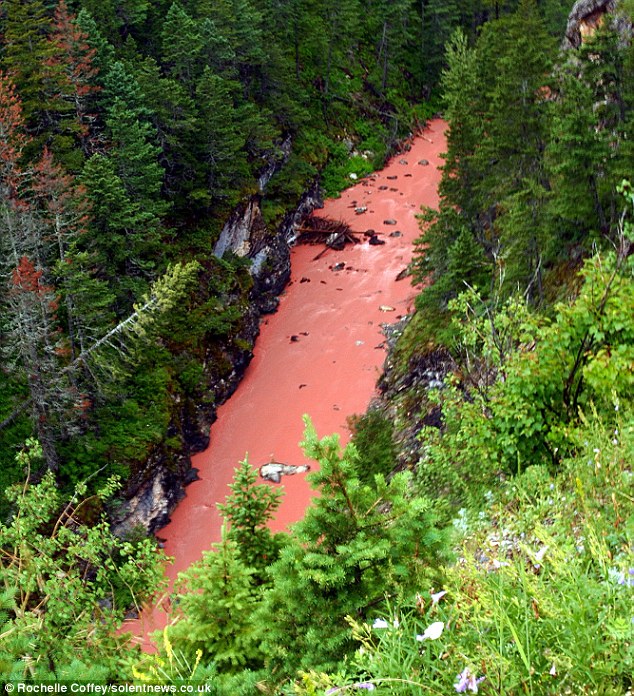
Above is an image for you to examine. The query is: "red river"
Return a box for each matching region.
[128,119,446,645]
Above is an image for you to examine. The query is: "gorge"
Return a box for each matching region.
[130,118,447,642]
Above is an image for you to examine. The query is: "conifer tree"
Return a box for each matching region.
[168,533,264,672]
[1,0,60,129]
[217,458,283,580]
[46,0,102,163]
[161,2,205,85]
[259,418,447,675]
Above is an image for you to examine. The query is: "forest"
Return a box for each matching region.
[1,0,633,693]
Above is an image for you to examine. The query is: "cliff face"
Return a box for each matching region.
[563,0,631,48]
[111,179,322,536]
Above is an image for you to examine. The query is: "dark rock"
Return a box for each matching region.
[364,229,376,237]
[398,159,408,165]
[418,159,429,166]
[183,467,200,486]
[112,174,325,536]
[383,219,397,225]
[378,185,389,190]
[290,335,300,342]
[389,231,402,237]
[332,262,345,271]
[387,175,398,180]
[300,276,311,283]
[369,235,386,245]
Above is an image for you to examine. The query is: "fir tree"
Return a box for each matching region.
[259,418,448,675]
[168,533,264,672]
[217,458,283,580]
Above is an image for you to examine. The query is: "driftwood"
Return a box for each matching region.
[296,217,360,259]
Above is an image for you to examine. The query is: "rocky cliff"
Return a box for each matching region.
[111,177,322,536]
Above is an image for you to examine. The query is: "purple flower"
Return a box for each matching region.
[455,668,485,693]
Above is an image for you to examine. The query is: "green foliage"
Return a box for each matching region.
[0,444,164,679]
[164,533,265,672]
[299,402,634,695]
[348,410,397,484]
[217,458,283,580]
[259,417,449,676]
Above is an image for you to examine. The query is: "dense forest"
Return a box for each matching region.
[1,0,633,692]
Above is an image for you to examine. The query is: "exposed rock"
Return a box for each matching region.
[383,219,397,225]
[563,0,631,49]
[418,159,429,166]
[369,235,385,245]
[112,173,323,536]
[260,462,311,483]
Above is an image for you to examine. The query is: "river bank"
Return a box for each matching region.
[128,118,447,645]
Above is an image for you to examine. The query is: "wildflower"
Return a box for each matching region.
[431,590,447,605]
[393,619,400,628]
[372,618,389,629]
[415,621,444,641]
[534,546,548,564]
[617,569,634,587]
[549,663,557,676]
[455,668,485,693]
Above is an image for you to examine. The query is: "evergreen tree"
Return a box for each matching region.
[46,0,102,163]
[217,458,283,580]
[80,153,159,304]
[259,418,447,675]
[193,68,250,205]
[161,2,205,85]
[1,0,60,129]
[168,533,264,672]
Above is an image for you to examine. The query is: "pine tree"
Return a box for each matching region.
[46,0,102,163]
[217,458,283,580]
[193,68,250,205]
[161,2,205,85]
[259,418,447,675]
[168,533,265,672]
[1,0,60,129]
[80,153,160,304]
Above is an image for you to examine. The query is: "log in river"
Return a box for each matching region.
[128,118,446,646]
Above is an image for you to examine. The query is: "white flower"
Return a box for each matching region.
[372,618,389,629]
[549,663,557,676]
[416,621,444,641]
[430,590,447,605]
[534,546,548,563]
[393,619,400,628]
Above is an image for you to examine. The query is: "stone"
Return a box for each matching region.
[418,159,429,166]
[383,219,397,225]
[369,235,385,245]
[260,462,311,483]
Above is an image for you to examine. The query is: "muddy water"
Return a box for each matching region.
[129,119,446,644]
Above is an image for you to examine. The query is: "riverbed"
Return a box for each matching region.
[129,118,446,644]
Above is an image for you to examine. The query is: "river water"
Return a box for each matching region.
[129,118,446,644]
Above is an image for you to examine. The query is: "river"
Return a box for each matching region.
[129,118,446,645]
